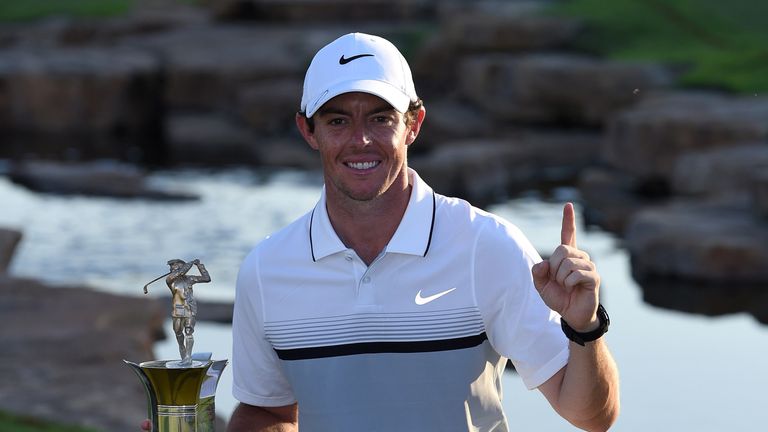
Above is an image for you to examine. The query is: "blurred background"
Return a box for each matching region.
[0,0,767,430]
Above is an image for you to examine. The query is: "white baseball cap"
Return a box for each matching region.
[300,32,418,118]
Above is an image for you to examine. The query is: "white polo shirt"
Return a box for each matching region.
[232,169,568,432]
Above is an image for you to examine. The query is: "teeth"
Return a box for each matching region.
[347,161,379,170]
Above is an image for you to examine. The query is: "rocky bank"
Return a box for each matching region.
[1,0,766,312]
[0,3,767,429]
[0,226,166,431]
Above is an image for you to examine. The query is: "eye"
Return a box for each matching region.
[327,117,346,126]
[372,114,396,125]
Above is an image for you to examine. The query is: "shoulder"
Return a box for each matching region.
[238,210,313,281]
[434,193,538,260]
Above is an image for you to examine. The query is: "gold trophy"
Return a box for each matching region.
[125,259,228,431]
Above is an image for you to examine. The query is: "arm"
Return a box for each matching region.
[227,402,298,432]
[532,203,620,431]
[191,260,211,284]
[538,338,619,431]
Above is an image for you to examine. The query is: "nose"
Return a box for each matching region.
[351,122,372,146]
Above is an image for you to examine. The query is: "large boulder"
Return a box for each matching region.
[625,201,768,323]
[603,91,768,181]
[577,167,664,234]
[754,172,768,220]
[412,130,600,206]
[438,1,582,52]
[0,276,165,432]
[122,25,336,111]
[166,113,257,166]
[0,228,22,274]
[0,47,164,163]
[672,143,768,197]
[626,201,768,282]
[8,160,197,200]
[458,53,673,126]
[205,0,434,21]
[234,78,303,136]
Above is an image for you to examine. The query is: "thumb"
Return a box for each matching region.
[531,261,550,289]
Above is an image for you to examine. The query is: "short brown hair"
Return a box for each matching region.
[300,98,424,133]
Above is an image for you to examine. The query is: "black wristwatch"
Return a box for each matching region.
[561,304,610,346]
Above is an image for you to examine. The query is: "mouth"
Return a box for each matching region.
[345,161,380,170]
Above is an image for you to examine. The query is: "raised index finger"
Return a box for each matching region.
[561,202,577,248]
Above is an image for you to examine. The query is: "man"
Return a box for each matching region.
[230,32,619,431]
[165,258,210,365]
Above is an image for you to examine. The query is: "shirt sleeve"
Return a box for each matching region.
[474,217,569,390]
[231,248,297,407]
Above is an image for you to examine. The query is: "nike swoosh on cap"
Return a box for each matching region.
[415,287,457,305]
[339,53,374,65]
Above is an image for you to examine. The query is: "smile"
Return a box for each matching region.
[346,161,380,170]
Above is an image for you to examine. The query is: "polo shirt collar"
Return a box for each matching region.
[309,168,436,262]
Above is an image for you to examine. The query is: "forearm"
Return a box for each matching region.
[557,339,620,431]
[227,403,298,432]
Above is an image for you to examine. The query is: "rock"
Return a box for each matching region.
[235,78,303,136]
[625,200,768,322]
[253,137,319,170]
[672,143,768,198]
[122,25,338,111]
[8,160,198,200]
[0,47,164,164]
[626,201,768,282]
[577,167,663,234]
[459,53,673,126]
[0,5,208,50]
[438,2,582,52]
[754,172,768,220]
[167,113,258,166]
[0,228,22,274]
[205,0,434,22]
[413,98,497,151]
[639,277,768,325]
[196,300,234,323]
[603,91,768,181]
[412,130,600,206]
[0,276,166,432]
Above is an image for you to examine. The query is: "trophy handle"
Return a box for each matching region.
[193,353,229,432]
[124,360,159,432]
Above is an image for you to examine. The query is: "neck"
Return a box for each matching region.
[325,173,411,265]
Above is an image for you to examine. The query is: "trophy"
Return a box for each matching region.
[125,259,228,431]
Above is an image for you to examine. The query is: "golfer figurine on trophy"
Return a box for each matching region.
[125,258,228,432]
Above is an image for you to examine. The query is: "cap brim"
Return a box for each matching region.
[306,79,412,118]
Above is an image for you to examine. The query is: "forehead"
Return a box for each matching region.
[318,92,396,113]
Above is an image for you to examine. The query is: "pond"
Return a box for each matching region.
[2,168,766,431]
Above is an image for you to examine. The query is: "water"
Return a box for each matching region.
[2,169,767,431]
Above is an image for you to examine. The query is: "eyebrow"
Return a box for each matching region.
[316,103,396,117]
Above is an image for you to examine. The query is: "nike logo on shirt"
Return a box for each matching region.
[339,54,374,64]
[415,287,457,305]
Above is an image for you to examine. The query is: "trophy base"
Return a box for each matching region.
[147,359,209,369]
[125,355,227,432]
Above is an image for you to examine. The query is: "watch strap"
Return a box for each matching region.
[561,304,610,346]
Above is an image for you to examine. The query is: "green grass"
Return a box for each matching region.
[0,411,99,432]
[0,0,202,22]
[548,0,768,93]
[0,0,132,22]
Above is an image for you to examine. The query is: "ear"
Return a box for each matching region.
[295,113,319,150]
[405,106,426,146]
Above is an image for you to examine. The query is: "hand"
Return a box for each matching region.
[531,203,600,332]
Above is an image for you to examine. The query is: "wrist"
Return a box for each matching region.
[561,304,610,346]
[572,319,599,333]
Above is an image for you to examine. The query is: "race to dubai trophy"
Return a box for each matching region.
[124,258,228,432]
